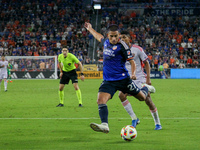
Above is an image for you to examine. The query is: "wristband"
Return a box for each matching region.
[81,73,84,76]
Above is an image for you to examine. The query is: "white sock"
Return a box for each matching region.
[150,108,161,125]
[122,99,137,120]
[4,80,7,90]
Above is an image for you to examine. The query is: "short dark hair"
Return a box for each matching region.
[107,24,119,32]
[1,54,5,57]
[121,30,130,36]
[62,45,68,49]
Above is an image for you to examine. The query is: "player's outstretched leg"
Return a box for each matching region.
[142,83,156,93]
[119,92,140,128]
[150,108,162,130]
[145,94,162,130]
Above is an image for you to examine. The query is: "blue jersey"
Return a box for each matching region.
[101,38,133,81]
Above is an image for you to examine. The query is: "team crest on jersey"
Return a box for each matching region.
[127,51,131,55]
[112,46,117,50]
[68,63,71,66]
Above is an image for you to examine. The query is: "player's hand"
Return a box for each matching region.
[130,74,136,80]
[80,75,85,81]
[84,22,92,31]
[60,72,63,79]
[146,77,151,85]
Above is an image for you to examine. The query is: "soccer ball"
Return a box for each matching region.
[121,125,137,141]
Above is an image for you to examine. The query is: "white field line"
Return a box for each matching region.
[0,117,199,120]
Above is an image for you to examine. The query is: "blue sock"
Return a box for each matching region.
[98,104,108,123]
[141,86,148,97]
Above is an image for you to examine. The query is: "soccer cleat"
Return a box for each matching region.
[142,83,156,93]
[56,103,64,107]
[79,104,83,107]
[132,118,140,128]
[90,122,109,133]
[5,90,7,92]
[10,81,13,83]
[155,124,162,130]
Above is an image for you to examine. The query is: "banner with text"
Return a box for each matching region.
[77,71,103,79]
[83,64,98,71]
[144,8,200,16]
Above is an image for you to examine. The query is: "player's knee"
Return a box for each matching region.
[97,97,108,105]
[74,87,79,90]
[73,83,79,90]
[59,87,64,91]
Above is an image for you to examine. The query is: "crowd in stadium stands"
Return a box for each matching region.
[0,0,200,72]
[99,6,200,70]
[0,0,91,68]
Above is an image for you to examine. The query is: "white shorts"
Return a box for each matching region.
[0,73,7,79]
[133,77,146,89]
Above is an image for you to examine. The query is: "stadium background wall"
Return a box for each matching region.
[10,71,163,79]
[10,71,56,79]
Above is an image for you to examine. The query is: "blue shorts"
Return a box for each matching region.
[99,77,140,98]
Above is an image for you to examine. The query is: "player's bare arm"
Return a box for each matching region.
[84,22,104,42]
[77,61,85,81]
[144,60,151,85]
[129,59,136,80]
[58,62,63,79]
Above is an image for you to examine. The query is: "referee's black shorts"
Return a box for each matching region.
[60,69,78,84]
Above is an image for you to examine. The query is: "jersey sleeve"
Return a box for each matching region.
[71,54,79,63]
[138,47,148,62]
[120,40,134,61]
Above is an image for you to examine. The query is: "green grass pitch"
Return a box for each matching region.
[0,79,200,150]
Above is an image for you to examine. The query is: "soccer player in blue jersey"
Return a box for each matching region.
[84,22,155,133]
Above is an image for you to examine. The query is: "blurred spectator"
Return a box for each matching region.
[39,61,45,71]
[179,61,185,69]
[14,62,18,71]
[187,56,193,67]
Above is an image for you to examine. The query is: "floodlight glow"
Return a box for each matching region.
[94,4,101,9]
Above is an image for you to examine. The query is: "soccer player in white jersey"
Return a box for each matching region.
[119,30,162,130]
[0,54,9,92]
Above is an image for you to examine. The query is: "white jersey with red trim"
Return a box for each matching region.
[0,60,8,74]
[125,44,148,87]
